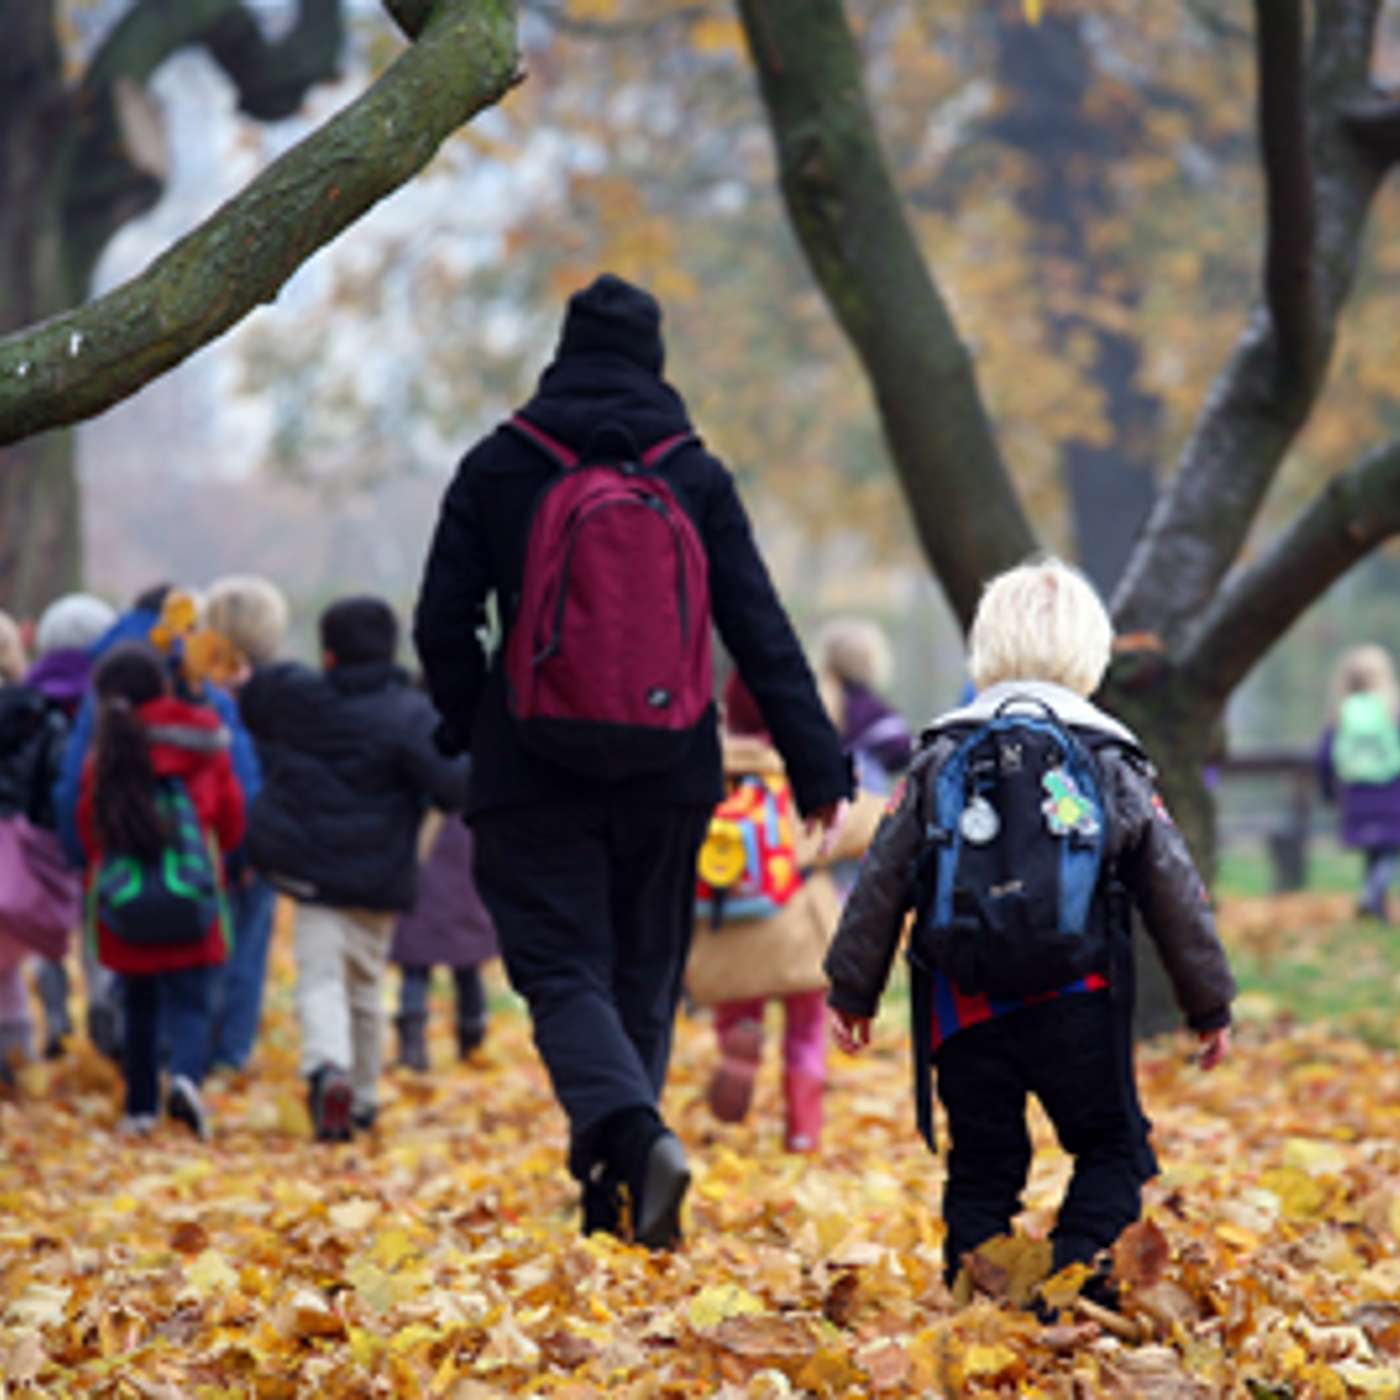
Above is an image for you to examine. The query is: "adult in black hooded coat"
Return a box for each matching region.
[415,273,852,1247]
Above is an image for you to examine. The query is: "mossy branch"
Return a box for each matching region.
[0,0,519,447]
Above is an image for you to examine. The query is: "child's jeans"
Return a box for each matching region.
[0,961,34,1066]
[1363,848,1398,918]
[293,905,394,1118]
[934,991,1154,1285]
[713,989,827,1083]
[122,967,213,1117]
[209,875,278,1071]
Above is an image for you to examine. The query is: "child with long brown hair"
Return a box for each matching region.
[78,643,244,1137]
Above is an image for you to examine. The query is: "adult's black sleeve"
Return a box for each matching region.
[413,462,493,755]
[702,463,852,816]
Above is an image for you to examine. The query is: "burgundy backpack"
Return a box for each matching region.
[503,415,714,780]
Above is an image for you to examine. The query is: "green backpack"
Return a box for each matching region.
[93,778,225,946]
[1332,692,1400,786]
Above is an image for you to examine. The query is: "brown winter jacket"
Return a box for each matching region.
[686,735,884,1006]
[824,681,1236,1032]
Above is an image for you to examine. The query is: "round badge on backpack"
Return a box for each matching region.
[959,795,1000,845]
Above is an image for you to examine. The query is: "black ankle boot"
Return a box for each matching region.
[632,1131,691,1250]
[581,1161,622,1237]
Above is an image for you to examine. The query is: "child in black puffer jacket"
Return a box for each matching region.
[239,596,469,1142]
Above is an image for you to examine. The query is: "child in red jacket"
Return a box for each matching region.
[78,643,245,1139]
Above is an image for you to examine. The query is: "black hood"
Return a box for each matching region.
[519,353,693,455]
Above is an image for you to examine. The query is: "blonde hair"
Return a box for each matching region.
[0,611,28,684]
[968,556,1112,697]
[817,617,894,692]
[1329,644,1399,721]
[203,575,289,666]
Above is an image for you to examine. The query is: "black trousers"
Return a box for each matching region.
[935,992,1156,1283]
[473,800,710,1183]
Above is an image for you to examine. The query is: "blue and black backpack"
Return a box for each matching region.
[909,698,1128,1001]
[906,698,1139,1147]
[93,777,224,947]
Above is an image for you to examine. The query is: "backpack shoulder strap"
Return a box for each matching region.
[640,432,698,470]
[504,415,579,470]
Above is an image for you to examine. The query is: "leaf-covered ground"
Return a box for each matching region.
[5,896,1400,1397]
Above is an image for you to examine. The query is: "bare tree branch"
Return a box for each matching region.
[65,0,347,296]
[202,0,345,121]
[1255,0,1320,388]
[1112,0,1386,645]
[0,0,519,446]
[1343,91,1400,162]
[1181,436,1400,704]
[383,0,435,40]
[736,0,1037,629]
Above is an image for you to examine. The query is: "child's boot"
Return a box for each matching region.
[456,1017,486,1059]
[782,1069,823,1153]
[706,1017,763,1124]
[394,1012,429,1072]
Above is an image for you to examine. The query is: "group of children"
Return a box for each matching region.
[0,583,496,1140]
[39,554,1400,1301]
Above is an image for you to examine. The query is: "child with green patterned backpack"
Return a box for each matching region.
[78,643,245,1139]
[1319,644,1400,922]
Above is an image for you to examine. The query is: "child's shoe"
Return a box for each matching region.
[394,1013,429,1072]
[782,1069,823,1153]
[706,1018,763,1124]
[456,1018,486,1060]
[309,1064,353,1142]
[167,1075,210,1141]
[116,1113,157,1138]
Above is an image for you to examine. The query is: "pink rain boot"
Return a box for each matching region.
[783,1069,824,1153]
[706,1016,764,1124]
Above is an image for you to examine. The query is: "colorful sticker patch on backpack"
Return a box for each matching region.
[1041,767,1100,838]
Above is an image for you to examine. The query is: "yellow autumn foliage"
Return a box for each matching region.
[4,900,1400,1393]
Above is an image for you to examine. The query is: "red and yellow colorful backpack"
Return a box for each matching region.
[695,774,801,928]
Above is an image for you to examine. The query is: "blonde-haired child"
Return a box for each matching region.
[824,555,1234,1308]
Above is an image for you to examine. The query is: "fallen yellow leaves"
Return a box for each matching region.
[8,916,1400,1394]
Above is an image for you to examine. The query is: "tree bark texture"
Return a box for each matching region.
[0,0,519,449]
[735,0,1038,631]
[0,0,87,611]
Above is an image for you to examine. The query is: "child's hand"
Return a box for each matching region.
[1197,1025,1230,1070]
[807,799,849,860]
[830,1008,871,1055]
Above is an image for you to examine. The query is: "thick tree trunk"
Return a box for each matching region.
[0,0,83,612]
[1100,658,1220,1036]
[0,436,81,613]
